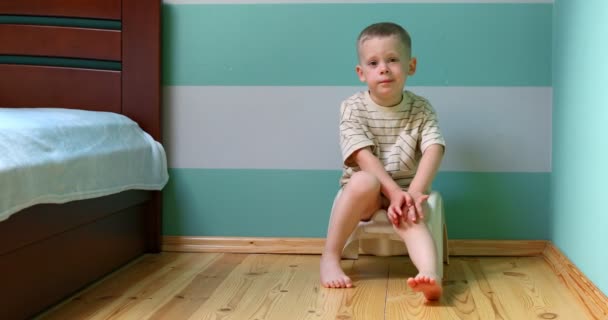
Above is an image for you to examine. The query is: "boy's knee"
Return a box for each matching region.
[347,171,380,196]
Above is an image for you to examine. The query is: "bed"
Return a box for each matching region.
[0,1,163,319]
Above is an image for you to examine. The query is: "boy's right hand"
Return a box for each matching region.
[387,190,414,226]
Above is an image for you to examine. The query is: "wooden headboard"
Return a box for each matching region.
[0,0,161,140]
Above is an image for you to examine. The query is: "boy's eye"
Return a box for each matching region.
[389,58,399,63]
[368,61,378,67]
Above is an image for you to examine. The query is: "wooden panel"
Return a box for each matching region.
[162,236,549,256]
[162,236,327,254]
[448,239,548,256]
[0,0,120,20]
[0,24,120,61]
[0,64,120,112]
[0,205,146,320]
[0,191,149,256]
[122,0,161,140]
[122,0,162,253]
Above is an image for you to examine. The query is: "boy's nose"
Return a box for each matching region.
[379,63,389,74]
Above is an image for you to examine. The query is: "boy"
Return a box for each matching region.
[320,22,445,301]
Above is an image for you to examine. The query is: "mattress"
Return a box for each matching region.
[0,108,169,222]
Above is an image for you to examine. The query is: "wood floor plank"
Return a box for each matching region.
[147,253,247,319]
[254,255,321,320]
[341,256,389,319]
[387,257,478,320]
[479,257,593,320]
[544,243,608,319]
[97,254,221,320]
[386,256,428,320]
[461,258,510,320]
[40,253,194,320]
[299,256,388,320]
[39,254,602,320]
[300,258,356,320]
[240,255,317,320]
[74,252,220,320]
[186,254,297,320]
[441,259,480,320]
[479,257,552,319]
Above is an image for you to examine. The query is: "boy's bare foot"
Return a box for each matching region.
[407,274,442,300]
[320,255,353,288]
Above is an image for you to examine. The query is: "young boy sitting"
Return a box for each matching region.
[320,22,446,301]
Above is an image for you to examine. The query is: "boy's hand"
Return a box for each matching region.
[408,190,430,222]
[387,190,413,226]
[387,190,429,225]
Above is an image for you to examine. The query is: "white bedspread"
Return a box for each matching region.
[0,108,169,222]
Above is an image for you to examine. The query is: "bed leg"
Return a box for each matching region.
[146,191,162,253]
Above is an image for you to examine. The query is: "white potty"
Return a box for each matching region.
[341,191,449,279]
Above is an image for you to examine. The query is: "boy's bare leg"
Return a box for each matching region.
[320,172,381,288]
[394,221,442,300]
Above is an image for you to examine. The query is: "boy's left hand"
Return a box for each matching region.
[404,191,429,223]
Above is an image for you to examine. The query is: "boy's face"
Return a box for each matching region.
[356,35,417,107]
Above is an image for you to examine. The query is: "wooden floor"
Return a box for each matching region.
[38,253,595,320]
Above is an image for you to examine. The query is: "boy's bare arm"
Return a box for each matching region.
[406,144,444,220]
[351,147,414,224]
[408,144,445,195]
[351,147,402,198]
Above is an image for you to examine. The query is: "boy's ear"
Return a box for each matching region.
[356,65,366,82]
[408,57,417,75]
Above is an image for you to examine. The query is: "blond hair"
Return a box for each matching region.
[357,22,412,58]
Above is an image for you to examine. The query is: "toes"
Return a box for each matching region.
[415,275,435,284]
[344,278,353,288]
[342,278,353,288]
[327,278,352,288]
[407,277,417,288]
[322,275,353,289]
[336,279,345,288]
[408,274,443,300]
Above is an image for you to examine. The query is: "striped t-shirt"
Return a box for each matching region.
[339,90,446,189]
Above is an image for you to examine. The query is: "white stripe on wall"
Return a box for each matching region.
[164,86,551,172]
[164,0,552,4]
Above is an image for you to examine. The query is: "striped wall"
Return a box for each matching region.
[161,1,553,239]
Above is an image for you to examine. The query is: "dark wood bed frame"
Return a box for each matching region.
[0,1,161,319]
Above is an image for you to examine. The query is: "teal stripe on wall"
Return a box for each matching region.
[162,3,552,86]
[163,169,550,239]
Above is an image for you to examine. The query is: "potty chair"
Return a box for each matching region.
[341,191,449,279]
